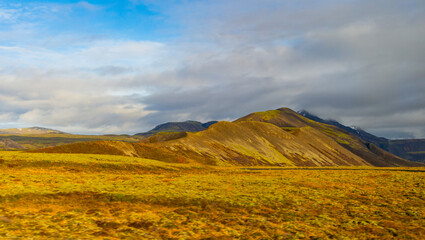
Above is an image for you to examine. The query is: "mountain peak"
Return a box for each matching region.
[235,107,311,128]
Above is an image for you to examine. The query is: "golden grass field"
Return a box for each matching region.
[1,151,425,239]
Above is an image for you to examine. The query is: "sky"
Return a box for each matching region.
[0,0,424,138]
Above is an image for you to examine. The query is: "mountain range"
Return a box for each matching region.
[132,109,425,164]
[2,107,424,166]
[32,107,423,167]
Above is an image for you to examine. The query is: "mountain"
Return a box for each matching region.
[299,110,425,163]
[234,108,418,166]
[135,120,218,137]
[34,107,422,167]
[388,139,425,163]
[202,121,219,128]
[0,132,140,151]
[0,127,64,135]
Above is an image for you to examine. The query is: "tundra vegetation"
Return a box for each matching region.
[0,151,424,239]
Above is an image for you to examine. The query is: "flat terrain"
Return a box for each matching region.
[0,151,424,239]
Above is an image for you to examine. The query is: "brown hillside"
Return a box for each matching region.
[33,107,423,167]
[236,108,421,167]
[154,121,370,166]
[32,141,191,163]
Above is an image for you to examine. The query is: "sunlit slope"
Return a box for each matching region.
[236,108,420,167]
[32,141,191,163]
[34,121,409,167]
[156,121,369,166]
[33,107,423,167]
[35,121,370,166]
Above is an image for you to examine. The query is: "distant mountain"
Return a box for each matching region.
[202,121,219,128]
[388,139,425,163]
[0,131,140,151]
[35,107,422,167]
[135,120,218,137]
[299,110,425,163]
[0,127,64,135]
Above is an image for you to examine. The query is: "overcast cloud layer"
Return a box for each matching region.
[0,0,424,138]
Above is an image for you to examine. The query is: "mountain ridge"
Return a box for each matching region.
[33,107,423,167]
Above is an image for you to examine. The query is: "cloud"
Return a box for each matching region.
[0,39,164,133]
[129,0,425,138]
[0,0,424,138]
[0,71,155,134]
[75,1,103,11]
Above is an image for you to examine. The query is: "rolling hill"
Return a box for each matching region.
[33,107,422,167]
[0,132,141,150]
[0,127,64,135]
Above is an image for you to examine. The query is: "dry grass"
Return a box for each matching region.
[0,151,424,239]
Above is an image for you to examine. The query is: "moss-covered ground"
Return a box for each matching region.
[0,151,424,239]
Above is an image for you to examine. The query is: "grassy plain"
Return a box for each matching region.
[0,151,424,239]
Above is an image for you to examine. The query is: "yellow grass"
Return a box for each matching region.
[0,151,424,239]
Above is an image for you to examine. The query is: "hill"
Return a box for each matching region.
[234,108,419,166]
[32,140,189,163]
[0,127,64,135]
[135,121,218,137]
[34,107,422,167]
[299,110,425,163]
[0,133,141,151]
